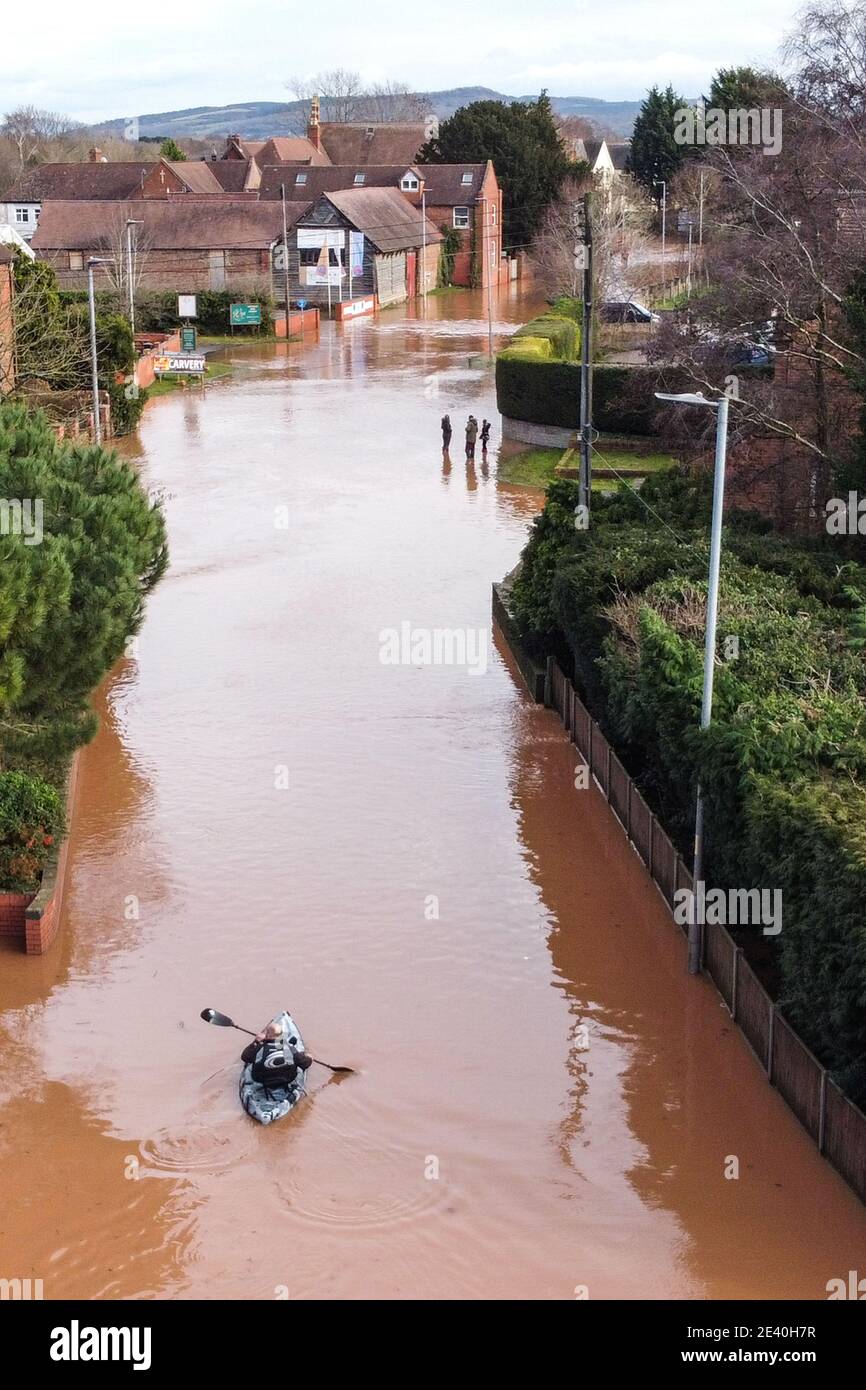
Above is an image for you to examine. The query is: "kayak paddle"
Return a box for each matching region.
[200,1008,355,1073]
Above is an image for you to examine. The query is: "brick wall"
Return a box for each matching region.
[48,249,274,294]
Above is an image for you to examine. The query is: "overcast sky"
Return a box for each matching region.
[5,0,804,122]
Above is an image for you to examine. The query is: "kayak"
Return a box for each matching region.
[238,1010,308,1125]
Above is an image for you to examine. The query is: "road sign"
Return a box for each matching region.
[154,354,206,375]
[230,302,262,326]
[178,294,197,318]
[181,326,197,351]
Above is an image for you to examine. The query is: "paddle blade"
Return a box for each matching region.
[201,1008,235,1027]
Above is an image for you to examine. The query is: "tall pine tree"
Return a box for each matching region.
[627,85,688,201]
[419,93,579,250]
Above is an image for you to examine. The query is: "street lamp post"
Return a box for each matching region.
[655,390,730,974]
[87,257,112,445]
[125,218,143,334]
[654,178,667,292]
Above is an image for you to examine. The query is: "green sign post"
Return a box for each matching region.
[181,326,197,351]
[230,303,262,328]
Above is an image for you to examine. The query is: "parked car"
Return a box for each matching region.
[600,300,660,325]
[730,340,775,368]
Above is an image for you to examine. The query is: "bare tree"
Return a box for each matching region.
[529,176,651,301]
[1,105,80,172]
[289,69,365,125]
[96,205,154,298]
[357,83,430,123]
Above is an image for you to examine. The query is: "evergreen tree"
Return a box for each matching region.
[0,402,167,772]
[627,85,688,201]
[419,93,578,249]
[159,137,186,162]
[707,65,789,112]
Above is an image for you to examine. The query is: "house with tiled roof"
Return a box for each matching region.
[280,188,441,307]
[31,197,310,292]
[261,159,503,289]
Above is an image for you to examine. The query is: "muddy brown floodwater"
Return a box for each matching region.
[2,286,866,1301]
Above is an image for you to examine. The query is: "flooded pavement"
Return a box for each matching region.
[2,284,866,1301]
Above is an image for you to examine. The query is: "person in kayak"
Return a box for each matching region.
[241,1020,313,1090]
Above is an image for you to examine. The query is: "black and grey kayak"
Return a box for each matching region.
[239,1010,308,1126]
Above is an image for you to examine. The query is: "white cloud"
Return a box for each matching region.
[3,0,803,121]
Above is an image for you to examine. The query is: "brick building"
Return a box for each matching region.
[31,198,309,293]
[280,188,441,308]
[259,159,503,289]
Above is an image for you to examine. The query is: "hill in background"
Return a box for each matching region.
[93,88,642,142]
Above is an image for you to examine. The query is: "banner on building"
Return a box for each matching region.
[350,231,365,278]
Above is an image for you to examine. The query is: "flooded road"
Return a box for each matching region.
[2,285,866,1301]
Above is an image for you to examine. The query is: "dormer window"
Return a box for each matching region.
[461,172,473,184]
[353,172,365,185]
[400,174,420,191]
[295,172,308,185]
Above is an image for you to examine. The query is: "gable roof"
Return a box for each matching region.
[31,198,310,252]
[4,162,157,202]
[258,163,411,201]
[318,122,427,167]
[419,163,489,205]
[207,158,259,192]
[312,187,442,253]
[163,161,225,194]
[257,136,331,166]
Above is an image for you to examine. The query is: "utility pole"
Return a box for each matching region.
[687,220,693,299]
[578,191,594,513]
[698,169,704,247]
[654,178,667,293]
[87,257,111,445]
[279,183,292,339]
[125,218,143,335]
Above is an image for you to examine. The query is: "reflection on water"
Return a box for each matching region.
[1,284,865,1300]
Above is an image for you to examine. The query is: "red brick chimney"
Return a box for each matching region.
[307,95,321,151]
[88,147,107,162]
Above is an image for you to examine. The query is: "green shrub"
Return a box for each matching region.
[514,313,579,360]
[495,358,688,433]
[0,771,64,891]
[510,466,866,1104]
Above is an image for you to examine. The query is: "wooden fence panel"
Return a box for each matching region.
[608,751,630,832]
[735,957,772,1071]
[630,787,652,865]
[704,921,736,1009]
[571,697,591,761]
[651,823,677,909]
[824,1080,866,1205]
[590,726,610,795]
[772,1012,824,1142]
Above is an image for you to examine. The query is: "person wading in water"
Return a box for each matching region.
[465,415,478,460]
[441,414,452,451]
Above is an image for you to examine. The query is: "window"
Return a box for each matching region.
[299,247,319,267]
[490,204,497,224]
[453,206,470,229]
[353,172,365,185]
[69,251,84,270]
[401,175,419,191]
[461,172,473,184]
[15,207,29,223]
[295,172,308,185]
